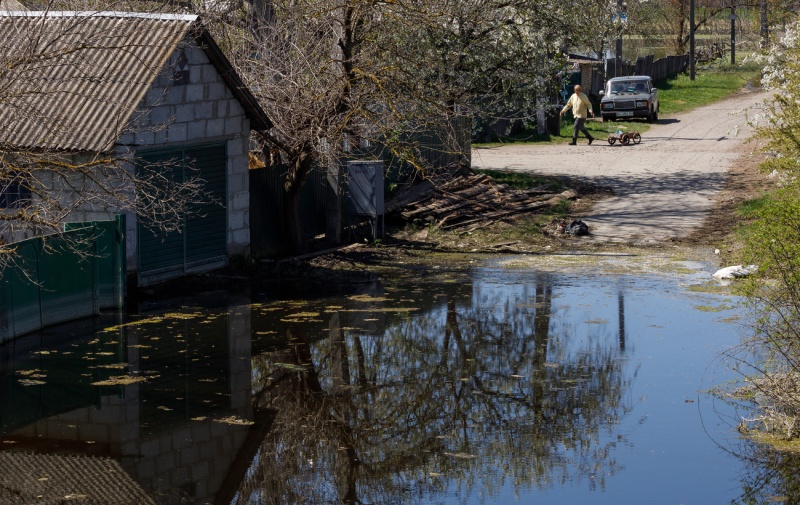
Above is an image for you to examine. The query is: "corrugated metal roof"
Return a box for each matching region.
[0,451,157,504]
[0,11,270,153]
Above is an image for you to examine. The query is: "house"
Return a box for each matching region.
[0,11,270,285]
[566,53,604,98]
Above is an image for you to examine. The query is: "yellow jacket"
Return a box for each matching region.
[561,92,593,118]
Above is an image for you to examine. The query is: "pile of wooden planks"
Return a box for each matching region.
[385,172,577,233]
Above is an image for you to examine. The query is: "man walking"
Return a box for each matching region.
[560,85,595,145]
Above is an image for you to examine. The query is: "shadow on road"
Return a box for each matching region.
[589,169,725,197]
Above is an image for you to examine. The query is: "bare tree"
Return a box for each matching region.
[205,0,571,253]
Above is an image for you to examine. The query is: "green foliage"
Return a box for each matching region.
[729,21,800,442]
[740,187,800,285]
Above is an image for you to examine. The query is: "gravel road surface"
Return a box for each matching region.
[471,87,770,244]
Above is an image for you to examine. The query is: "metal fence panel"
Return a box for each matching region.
[1,217,125,342]
[1,241,43,338]
[249,118,471,256]
[37,228,96,329]
[249,164,328,255]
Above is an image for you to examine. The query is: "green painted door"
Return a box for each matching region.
[137,143,227,285]
[185,145,227,268]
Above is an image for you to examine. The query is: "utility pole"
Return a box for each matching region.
[616,0,624,77]
[690,0,696,80]
[730,6,736,65]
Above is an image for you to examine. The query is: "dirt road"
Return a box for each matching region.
[471,87,770,244]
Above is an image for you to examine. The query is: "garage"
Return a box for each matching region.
[137,143,228,285]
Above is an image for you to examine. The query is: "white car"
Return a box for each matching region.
[599,76,659,123]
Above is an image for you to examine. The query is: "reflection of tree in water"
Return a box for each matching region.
[238,274,632,504]
[730,439,800,505]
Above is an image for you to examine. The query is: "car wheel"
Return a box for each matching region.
[603,116,609,123]
[633,133,641,144]
[654,108,659,121]
[608,137,616,145]
[648,109,655,123]
[621,136,630,145]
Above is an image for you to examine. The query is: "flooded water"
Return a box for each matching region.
[0,254,797,504]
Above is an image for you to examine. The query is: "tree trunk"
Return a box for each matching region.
[282,150,315,254]
[282,183,305,254]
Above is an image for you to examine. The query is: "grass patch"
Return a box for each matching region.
[748,431,800,453]
[738,194,772,219]
[693,303,734,312]
[656,62,761,116]
[725,194,773,256]
[474,168,569,191]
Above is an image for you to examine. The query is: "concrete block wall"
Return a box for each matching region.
[117,39,253,265]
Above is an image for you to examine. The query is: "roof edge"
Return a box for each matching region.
[0,11,198,21]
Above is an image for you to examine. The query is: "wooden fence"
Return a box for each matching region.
[249,117,472,256]
[589,53,690,95]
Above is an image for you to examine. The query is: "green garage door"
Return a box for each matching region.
[137,143,227,285]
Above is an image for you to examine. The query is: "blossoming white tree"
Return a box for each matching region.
[730,20,800,441]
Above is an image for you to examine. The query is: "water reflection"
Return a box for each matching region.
[734,442,800,504]
[0,263,789,504]
[0,292,256,504]
[243,272,631,504]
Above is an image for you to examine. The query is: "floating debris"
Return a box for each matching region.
[274,363,308,372]
[443,452,477,460]
[215,416,255,426]
[18,379,46,386]
[97,363,129,370]
[284,311,321,318]
[91,375,148,386]
[712,264,758,279]
[16,369,44,377]
[347,295,390,303]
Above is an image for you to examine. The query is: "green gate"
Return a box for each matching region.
[137,143,227,285]
[0,216,126,342]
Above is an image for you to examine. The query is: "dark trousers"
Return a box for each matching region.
[573,117,591,138]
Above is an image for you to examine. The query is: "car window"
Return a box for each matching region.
[608,80,651,94]
[610,81,631,93]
